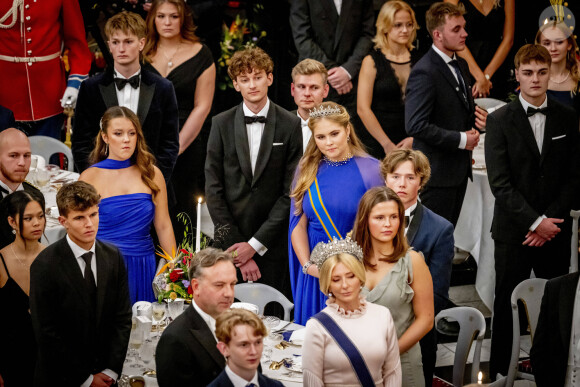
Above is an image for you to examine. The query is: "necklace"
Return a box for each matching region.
[323,152,353,166]
[160,41,182,68]
[550,71,571,84]
[10,244,29,268]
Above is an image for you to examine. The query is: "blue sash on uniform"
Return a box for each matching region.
[307,178,342,241]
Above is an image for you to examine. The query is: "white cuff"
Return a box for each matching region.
[81,375,93,387]
[458,132,467,149]
[102,369,118,382]
[248,238,268,256]
[339,66,352,80]
[529,215,547,231]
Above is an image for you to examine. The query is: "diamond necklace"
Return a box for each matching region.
[10,243,29,268]
[323,152,353,166]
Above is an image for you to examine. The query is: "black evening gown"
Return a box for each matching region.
[144,44,214,228]
[0,253,35,387]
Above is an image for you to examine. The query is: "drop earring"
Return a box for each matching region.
[105,143,109,155]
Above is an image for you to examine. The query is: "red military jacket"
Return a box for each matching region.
[0,0,91,121]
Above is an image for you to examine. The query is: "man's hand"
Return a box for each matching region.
[328,67,351,90]
[335,80,353,95]
[91,373,114,387]
[465,129,480,150]
[226,242,256,267]
[396,137,413,149]
[238,259,262,282]
[534,218,563,240]
[474,106,488,130]
[523,231,547,247]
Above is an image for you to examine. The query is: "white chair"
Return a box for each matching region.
[29,135,74,171]
[234,283,294,321]
[435,306,486,387]
[570,209,580,273]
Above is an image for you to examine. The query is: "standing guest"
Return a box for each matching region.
[156,248,237,386]
[357,0,417,159]
[302,237,402,386]
[405,2,487,227]
[72,11,179,185]
[536,21,580,114]
[205,47,302,298]
[353,186,434,387]
[289,0,375,116]
[30,181,132,387]
[444,0,515,99]
[0,191,45,387]
[208,308,284,387]
[0,105,15,132]
[80,106,175,303]
[289,102,383,325]
[290,59,330,152]
[382,149,455,386]
[0,129,42,249]
[486,44,580,379]
[0,0,91,138]
[531,272,580,387]
[144,0,216,222]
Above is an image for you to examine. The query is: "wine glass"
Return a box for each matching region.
[36,169,50,192]
[167,299,184,322]
[128,328,144,370]
[152,303,166,335]
[140,339,156,374]
[261,316,282,343]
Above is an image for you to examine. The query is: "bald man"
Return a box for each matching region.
[0,128,42,248]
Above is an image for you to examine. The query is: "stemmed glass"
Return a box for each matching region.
[167,299,184,323]
[128,328,144,370]
[261,316,282,345]
[35,169,50,192]
[152,303,166,335]
[140,340,156,375]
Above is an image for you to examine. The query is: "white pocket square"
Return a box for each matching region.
[552,135,566,140]
[273,143,284,146]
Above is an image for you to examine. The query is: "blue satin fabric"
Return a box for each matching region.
[91,158,132,169]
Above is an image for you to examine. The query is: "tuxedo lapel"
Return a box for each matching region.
[539,100,557,165]
[252,104,276,186]
[137,74,155,125]
[98,73,119,109]
[321,0,339,26]
[430,50,469,110]
[58,239,91,308]
[234,105,253,184]
[406,202,424,244]
[511,101,541,160]
[189,311,224,367]
[95,241,109,324]
[333,0,351,50]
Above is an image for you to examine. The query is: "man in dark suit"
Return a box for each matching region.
[289,0,374,115]
[531,272,580,387]
[406,2,486,227]
[0,128,42,248]
[205,47,302,298]
[209,308,283,387]
[486,44,580,379]
[72,11,179,182]
[382,149,454,386]
[30,181,132,387]
[156,248,238,386]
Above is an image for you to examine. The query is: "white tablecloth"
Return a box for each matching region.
[39,170,79,245]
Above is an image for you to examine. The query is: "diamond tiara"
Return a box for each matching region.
[309,105,342,119]
[310,236,364,269]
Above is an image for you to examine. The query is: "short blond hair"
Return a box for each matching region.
[105,11,147,40]
[215,308,267,345]
[425,2,465,36]
[319,254,366,295]
[291,59,328,84]
[381,149,431,190]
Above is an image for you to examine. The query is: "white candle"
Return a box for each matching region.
[477,371,483,384]
[196,197,202,252]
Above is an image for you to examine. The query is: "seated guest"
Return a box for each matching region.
[302,237,402,386]
[30,181,132,387]
[156,247,237,386]
[208,308,284,387]
[382,149,455,385]
[290,59,329,152]
[0,128,41,249]
[0,191,46,386]
[353,186,434,387]
[0,104,15,132]
[80,106,175,303]
[531,272,580,387]
[72,11,179,184]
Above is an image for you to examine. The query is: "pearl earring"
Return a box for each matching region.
[12,229,16,235]
[328,292,333,297]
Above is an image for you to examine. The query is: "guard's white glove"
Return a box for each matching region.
[61,86,79,108]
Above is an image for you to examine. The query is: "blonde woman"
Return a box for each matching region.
[289,102,383,325]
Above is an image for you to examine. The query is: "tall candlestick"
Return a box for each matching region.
[196,197,202,252]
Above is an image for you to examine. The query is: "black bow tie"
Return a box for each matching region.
[244,115,267,124]
[404,207,417,228]
[114,74,140,90]
[526,106,549,117]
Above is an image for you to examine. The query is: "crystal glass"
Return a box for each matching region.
[152,303,167,334]
[128,328,144,370]
[167,299,184,322]
[36,169,50,191]
[140,339,156,373]
[261,316,281,343]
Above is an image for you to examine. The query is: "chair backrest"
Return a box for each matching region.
[435,306,486,387]
[29,135,74,171]
[571,209,579,273]
[234,283,294,321]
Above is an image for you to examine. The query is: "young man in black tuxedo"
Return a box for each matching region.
[72,11,179,183]
[205,47,302,298]
[486,44,580,379]
[30,181,132,387]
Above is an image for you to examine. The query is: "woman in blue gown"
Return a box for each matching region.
[80,106,176,303]
[289,102,383,325]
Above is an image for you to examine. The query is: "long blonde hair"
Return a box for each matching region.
[290,102,368,214]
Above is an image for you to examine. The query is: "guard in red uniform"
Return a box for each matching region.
[0,0,92,138]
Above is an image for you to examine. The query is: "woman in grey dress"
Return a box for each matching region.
[353,186,434,387]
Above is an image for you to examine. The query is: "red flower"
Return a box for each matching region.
[187,285,193,295]
[169,270,182,282]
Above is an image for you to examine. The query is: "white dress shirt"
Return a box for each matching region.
[114,68,141,114]
[333,0,342,14]
[404,202,418,236]
[192,298,218,342]
[297,111,311,152]
[432,44,468,150]
[225,365,260,387]
[0,179,24,198]
[565,278,580,387]
[67,236,118,386]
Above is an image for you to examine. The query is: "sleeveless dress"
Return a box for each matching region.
[362,251,425,387]
[91,159,156,303]
[288,156,383,325]
[547,89,580,118]
[0,253,35,386]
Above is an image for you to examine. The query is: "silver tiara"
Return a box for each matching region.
[309,105,341,119]
[310,236,364,269]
